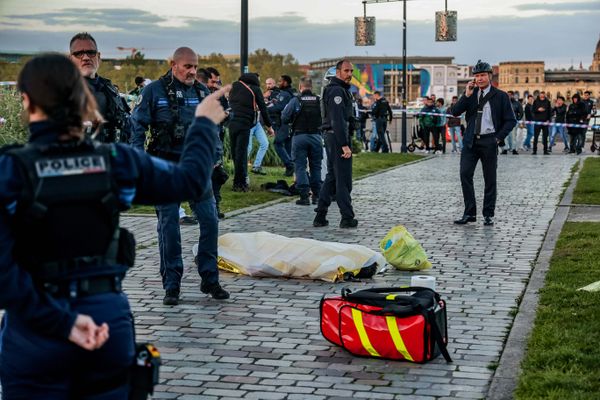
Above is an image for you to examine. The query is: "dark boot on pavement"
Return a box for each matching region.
[201,282,230,300]
[339,218,358,228]
[296,197,310,206]
[313,212,329,227]
[163,289,180,305]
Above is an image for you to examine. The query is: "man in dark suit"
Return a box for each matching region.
[451,60,517,226]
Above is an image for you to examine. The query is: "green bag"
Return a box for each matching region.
[379,225,432,271]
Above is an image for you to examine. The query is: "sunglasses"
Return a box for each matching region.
[71,49,98,59]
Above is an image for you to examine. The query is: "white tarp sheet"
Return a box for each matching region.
[216,231,386,282]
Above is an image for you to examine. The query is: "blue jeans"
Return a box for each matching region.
[523,124,534,148]
[550,124,568,149]
[505,126,518,150]
[274,124,293,168]
[291,133,323,198]
[0,292,134,399]
[155,197,219,291]
[247,122,269,169]
[448,126,463,151]
[370,121,378,151]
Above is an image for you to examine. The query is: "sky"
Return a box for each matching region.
[0,0,599,68]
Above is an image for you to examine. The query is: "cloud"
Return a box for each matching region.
[515,1,600,12]
[0,7,598,69]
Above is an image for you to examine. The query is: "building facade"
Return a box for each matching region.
[498,38,600,99]
[308,56,458,104]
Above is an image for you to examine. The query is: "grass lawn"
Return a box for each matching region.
[128,152,422,215]
[515,222,600,399]
[572,157,600,204]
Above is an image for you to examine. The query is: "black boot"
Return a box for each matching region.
[201,282,230,300]
[313,212,329,227]
[163,289,180,305]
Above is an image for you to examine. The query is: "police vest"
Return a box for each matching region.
[147,74,206,158]
[92,77,130,143]
[6,140,126,282]
[292,93,322,133]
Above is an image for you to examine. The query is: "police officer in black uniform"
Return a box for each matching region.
[371,91,393,153]
[130,47,229,305]
[69,32,130,143]
[451,60,517,226]
[267,75,296,176]
[313,60,358,229]
[282,76,323,206]
[0,53,228,399]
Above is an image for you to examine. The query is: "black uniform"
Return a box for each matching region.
[315,76,355,222]
[371,97,393,153]
[531,97,552,154]
[228,73,272,190]
[85,76,130,143]
[282,90,324,202]
[451,86,516,223]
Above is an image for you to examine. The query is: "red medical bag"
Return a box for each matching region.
[320,287,451,363]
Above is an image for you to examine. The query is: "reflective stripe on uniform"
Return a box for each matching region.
[351,308,380,357]
[385,316,414,361]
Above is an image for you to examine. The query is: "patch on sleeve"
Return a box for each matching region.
[135,94,143,106]
[334,96,342,105]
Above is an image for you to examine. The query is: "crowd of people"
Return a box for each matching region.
[411,89,596,156]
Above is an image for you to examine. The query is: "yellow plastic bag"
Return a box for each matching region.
[379,225,432,270]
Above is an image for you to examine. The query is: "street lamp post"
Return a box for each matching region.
[241,0,248,75]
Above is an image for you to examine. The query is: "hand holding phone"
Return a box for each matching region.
[465,79,476,97]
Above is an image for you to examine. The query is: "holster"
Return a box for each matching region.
[129,343,161,400]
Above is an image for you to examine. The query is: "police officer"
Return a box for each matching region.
[313,60,358,229]
[130,47,229,305]
[282,77,323,206]
[371,91,393,153]
[69,32,130,143]
[267,75,295,176]
[0,53,228,398]
[451,60,517,226]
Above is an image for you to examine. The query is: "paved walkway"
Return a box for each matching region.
[121,152,580,400]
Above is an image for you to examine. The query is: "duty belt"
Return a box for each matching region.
[42,275,122,298]
[474,133,494,140]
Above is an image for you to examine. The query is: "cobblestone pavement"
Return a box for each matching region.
[121,153,579,400]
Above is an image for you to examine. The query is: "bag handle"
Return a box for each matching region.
[428,309,453,363]
[342,286,438,299]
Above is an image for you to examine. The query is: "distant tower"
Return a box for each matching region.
[592,35,600,72]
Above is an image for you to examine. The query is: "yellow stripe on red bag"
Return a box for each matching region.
[351,308,381,357]
[385,316,414,361]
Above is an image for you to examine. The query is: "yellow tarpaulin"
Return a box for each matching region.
[217,231,386,282]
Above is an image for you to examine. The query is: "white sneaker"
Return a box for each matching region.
[435,150,442,155]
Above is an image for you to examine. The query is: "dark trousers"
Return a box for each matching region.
[433,126,446,152]
[421,126,435,150]
[291,133,323,198]
[155,197,219,291]
[532,124,549,153]
[274,124,293,168]
[568,128,586,153]
[228,120,252,188]
[0,292,134,399]
[460,135,498,218]
[316,132,354,220]
[374,118,390,153]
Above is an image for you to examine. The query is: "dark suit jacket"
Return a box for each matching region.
[451,86,517,148]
